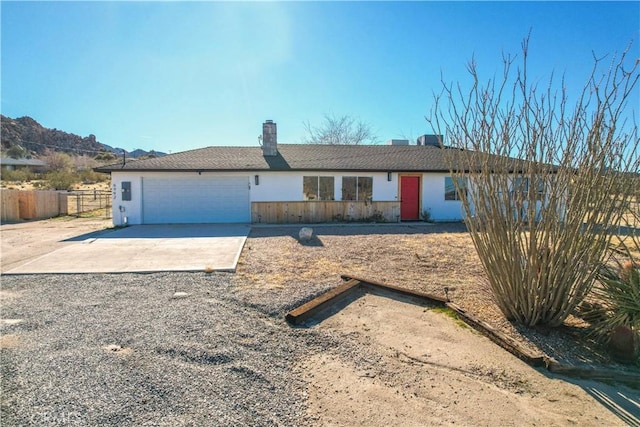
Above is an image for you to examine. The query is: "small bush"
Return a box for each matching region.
[593,259,640,335]
[79,169,109,184]
[589,234,640,364]
[1,168,36,182]
[366,210,387,223]
[43,170,77,190]
[94,151,117,162]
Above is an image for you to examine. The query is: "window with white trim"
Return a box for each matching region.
[444,176,467,201]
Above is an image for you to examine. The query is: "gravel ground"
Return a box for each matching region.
[2,221,638,425]
[0,272,350,426]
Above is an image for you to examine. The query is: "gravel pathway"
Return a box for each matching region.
[0,272,351,426]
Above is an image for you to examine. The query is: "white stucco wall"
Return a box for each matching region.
[252,171,398,202]
[421,173,464,221]
[250,172,300,201]
[373,173,398,201]
[111,172,143,225]
[110,170,464,225]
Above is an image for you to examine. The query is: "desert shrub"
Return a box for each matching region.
[78,169,109,184]
[592,256,640,340]
[4,145,28,159]
[1,168,36,182]
[43,170,77,190]
[421,209,433,223]
[365,210,387,223]
[41,150,74,172]
[428,37,639,327]
[94,151,117,162]
[589,186,640,345]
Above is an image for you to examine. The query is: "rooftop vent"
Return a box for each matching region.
[417,134,443,147]
[386,139,409,146]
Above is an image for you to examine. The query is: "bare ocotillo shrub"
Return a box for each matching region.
[428,38,639,327]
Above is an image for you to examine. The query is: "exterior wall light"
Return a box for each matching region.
[387,172,392,181]
[255,175,259,185]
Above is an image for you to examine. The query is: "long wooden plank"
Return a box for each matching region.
[445,302,546,366]
[285,279,362,325]
[287,274,639,387]
[340,274,449,304]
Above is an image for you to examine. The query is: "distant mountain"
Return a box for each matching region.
[0,115,165,158]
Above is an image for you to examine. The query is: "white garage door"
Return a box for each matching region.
[142,176,250,224]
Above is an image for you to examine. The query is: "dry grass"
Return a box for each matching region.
[235,223,639,367]
[1,180,110,191]
[236,224,507,335]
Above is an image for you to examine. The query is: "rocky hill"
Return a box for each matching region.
[1,115,164,158]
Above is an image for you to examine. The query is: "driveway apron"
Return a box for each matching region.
[4,224,250,274]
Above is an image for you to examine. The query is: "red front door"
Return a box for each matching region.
[400,176,420,220]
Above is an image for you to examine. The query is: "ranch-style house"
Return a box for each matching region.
[96,120,481,226]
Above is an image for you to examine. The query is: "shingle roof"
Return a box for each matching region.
[95,144,459,173]
[0,158,47,167]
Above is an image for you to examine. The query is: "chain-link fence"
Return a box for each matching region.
[63,190,112,218]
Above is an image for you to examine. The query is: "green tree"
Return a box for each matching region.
[5,145,27,159]
[94,151,117,162]
[44,170,76,190]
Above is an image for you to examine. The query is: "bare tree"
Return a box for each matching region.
[428,38,639,327]
[41,149,74,172]
[302,113,378,145]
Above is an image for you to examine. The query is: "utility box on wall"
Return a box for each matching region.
[121,181,132,201]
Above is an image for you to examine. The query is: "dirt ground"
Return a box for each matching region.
[1,218,638,425]
[301,289,629,426]
[0,216,112,272]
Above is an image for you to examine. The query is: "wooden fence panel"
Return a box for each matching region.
[17,191,36,220]
[59,193,69,215]
[251,201,400,224]
[34,191,63,219]
[1,190,20,222]
[1,189,62,222]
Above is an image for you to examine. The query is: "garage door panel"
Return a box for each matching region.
[142,177,249,224]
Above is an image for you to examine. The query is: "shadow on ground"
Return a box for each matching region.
[514,323,640,425]
[250,222,467,239]
[560,375,640,425]
[64,224,251,242]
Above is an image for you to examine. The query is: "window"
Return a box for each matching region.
[341,176,373,201]
[512,177,546,201]
[303,176,334,200]
[444,177,467,201]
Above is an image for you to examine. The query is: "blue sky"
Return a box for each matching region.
[2,1,639,154]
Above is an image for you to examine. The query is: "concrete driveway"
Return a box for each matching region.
[4,224,250,274]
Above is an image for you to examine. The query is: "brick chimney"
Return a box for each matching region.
[262,120,277,156]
